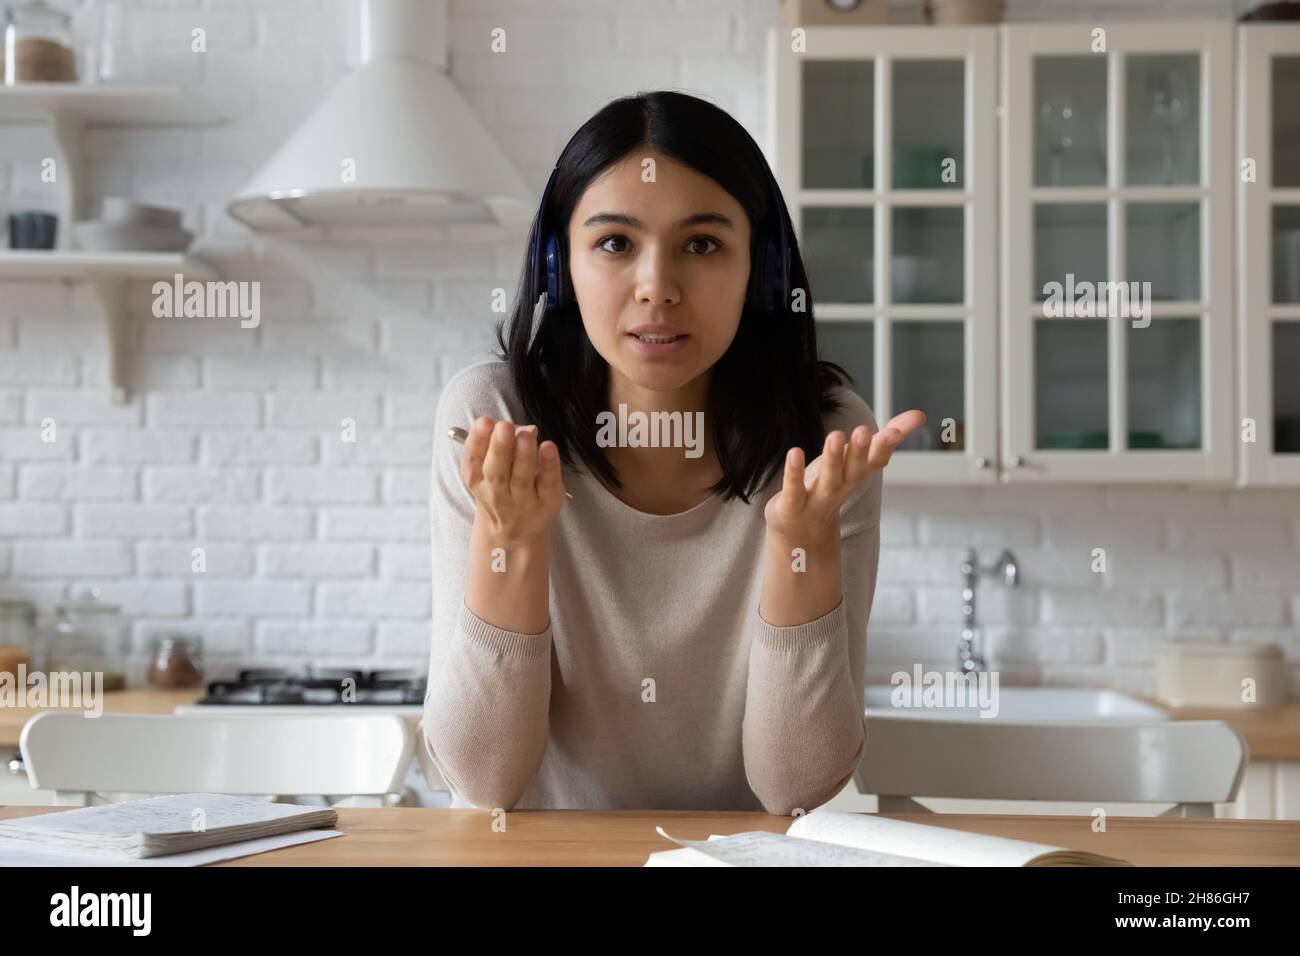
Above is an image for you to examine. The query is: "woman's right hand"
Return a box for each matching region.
[460,416,567,547]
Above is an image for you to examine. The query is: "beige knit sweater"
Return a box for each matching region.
[421,360,882,813]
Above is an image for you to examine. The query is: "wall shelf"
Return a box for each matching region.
[0,84,224,404]
[0,251,217,405]
[0,83,222,124]
[0,250,212,279]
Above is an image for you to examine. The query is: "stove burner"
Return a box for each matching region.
[198,668,426,706]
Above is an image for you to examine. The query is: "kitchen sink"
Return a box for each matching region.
[864,685,1170,722]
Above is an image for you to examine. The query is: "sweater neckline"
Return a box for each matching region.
[572,467,728,524]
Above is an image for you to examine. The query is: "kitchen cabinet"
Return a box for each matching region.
[769,26,1000,483]
[1239,25,1300,486]
[1002,22,1234,483]
[770,22,1244,484]
[1226,760,1300,820]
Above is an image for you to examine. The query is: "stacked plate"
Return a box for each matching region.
[72,198,193,253]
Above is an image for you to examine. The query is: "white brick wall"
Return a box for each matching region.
[1,0,1295,694]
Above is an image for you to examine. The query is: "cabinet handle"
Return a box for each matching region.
[1009,455,1024,467]
[974,456,989,469]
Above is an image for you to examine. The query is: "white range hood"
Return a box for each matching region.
[227,0,533,231]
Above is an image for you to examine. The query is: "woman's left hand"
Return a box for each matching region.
[764,410,927,544]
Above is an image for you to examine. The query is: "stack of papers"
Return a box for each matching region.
[0,793,343,866]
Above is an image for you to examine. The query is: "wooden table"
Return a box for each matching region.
[2,806,1298,865]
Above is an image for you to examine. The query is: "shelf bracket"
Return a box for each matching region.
[87,274,131,404]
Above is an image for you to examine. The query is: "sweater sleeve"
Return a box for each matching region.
[420,364,553,811]
[741,391,882,815]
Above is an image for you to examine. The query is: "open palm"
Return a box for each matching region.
[764,410,927,540]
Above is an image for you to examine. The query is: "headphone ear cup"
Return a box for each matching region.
[546,231,572,310]
[544,232,563,310]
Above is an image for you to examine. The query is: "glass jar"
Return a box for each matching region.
[147,635,204,689]
[47,587,127,690]
[0,598,36,678]
[92,0,143,85]
[3,0,78,85]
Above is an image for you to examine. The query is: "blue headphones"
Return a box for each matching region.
[527,149,793,317]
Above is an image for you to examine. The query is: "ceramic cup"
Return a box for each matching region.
[6,211,58,250]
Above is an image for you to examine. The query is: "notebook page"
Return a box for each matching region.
[655,828,949,867]
[0,793,330,842]
[788,810,1062,867]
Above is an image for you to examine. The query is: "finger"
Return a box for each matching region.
[510,426,538,501]
[867,426,905,470]
[884,409,927,441]
[844,424,874,484]
[781,446,807,512]
[460,415,496,489]
[813,430,847,502]
[535,440,567,506]
[800,451,822,492]
[481,419,517,493]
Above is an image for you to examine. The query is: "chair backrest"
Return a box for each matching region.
[856,716,1248,816]
[20,712,413,807]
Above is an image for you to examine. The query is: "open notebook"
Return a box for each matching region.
[0,793,338,860]
[646,810,1132,867]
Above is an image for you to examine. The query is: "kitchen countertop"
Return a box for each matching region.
[0,688,203,748]
[0,805,1297,865]
[1138,696,1300,761]
[3,688,1299,758]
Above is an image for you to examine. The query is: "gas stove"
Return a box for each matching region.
[174,667,427,715]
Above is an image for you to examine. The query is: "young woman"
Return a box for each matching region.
[422,91,924,814]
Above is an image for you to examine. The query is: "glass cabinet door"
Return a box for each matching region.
[1239,28,1300,485]
[802,59,874,190]
[893,59,964,190]
[1272,54,1300,188]
[1034,319,1108,449]
[778,26,997,482]
[1034,56,1107,187]
[815,319,874,408]
[1269,66,1300,462]
[1125,54,1200,187]
[803,206,874,304]
[1273,323,1300,456]
[1004,23,1234,483]
[892,321,965,451]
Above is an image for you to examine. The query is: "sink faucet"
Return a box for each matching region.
[959,547,1019,673]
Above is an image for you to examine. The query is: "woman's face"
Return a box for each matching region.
[566,150,752,396]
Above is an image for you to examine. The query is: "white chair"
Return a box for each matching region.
[855,716,1248,818]
[19,712,414,808]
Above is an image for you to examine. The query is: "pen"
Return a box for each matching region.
[448,426,574,499]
